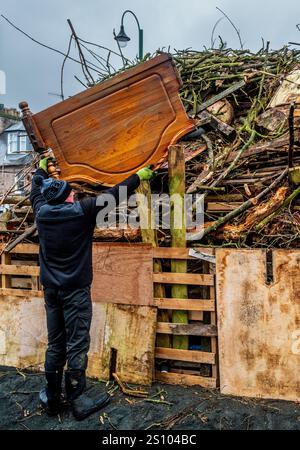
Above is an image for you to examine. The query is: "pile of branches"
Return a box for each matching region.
[2,47,300,250]
[172,47,300,248]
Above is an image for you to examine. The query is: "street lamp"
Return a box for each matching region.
[114,10,144,60]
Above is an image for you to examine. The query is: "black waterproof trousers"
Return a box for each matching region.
[44,286,92,372]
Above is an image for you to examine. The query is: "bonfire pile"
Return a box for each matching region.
[174,47,300,248]
[1,47,300,249]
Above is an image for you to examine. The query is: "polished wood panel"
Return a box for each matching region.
[31,54,194,186]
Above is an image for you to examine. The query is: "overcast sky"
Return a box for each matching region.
[0,0,300,112]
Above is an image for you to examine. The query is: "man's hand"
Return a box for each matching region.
[137,165,157,181]
[39,157,53,173]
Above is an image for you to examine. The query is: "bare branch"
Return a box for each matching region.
[216,7,243,50]
[74,75,88,89]
[60,35,73,100]
[210,17,223,49]
[0,14,103,75]
[78,36,131,64]
[67,19,95,86]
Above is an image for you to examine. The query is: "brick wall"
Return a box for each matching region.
[0,166,31,196]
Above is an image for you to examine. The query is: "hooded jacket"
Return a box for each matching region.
[30,168,140,289]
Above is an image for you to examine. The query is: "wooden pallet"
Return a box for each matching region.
[152,247,218,388]
[0,243,156,384]
[0,243,42,295]
[0,243,219,388]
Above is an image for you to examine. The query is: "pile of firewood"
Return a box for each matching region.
[1,46,300,249]
[175,47,300,248]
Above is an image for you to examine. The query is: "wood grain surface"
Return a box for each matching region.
[32,54,195,186]
[91,242,153,306]
[216,249,300,402]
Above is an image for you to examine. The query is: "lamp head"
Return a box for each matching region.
[114,24,130,48]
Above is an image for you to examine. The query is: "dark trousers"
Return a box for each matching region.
[44,286,92,372]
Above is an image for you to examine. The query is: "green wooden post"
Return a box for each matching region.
[168,145,189,350]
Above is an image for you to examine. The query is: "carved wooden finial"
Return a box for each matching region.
[18,100,47,154]
[18,101,60,179]
[19,101,29,112]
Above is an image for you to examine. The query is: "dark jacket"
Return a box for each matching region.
[30,168,140,289]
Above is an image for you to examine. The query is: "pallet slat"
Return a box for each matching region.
[155,371,217,388]
[0,264,40,276]
[154,298,215,311]
[0,288,43,298]
[152,247,214,259]
[156,322,217,336]
[0,244,39,254]
[155,347,215,364]
[153,272,214,285]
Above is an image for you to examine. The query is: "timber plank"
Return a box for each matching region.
[209,262,218,383]
[100,304,157,385]
[92,243,153,306]
[155,371,217,388]
[8,244,39,254]
[216,248,300,402]
[0,293,107,379]
[155,347,215,364]
[0,264,40,276]
[152,247,214,259]
[1,253,11,289]
[153,272,214,285]
[154,298,215,311]
[0,288,43,298]
[156,322,217,336]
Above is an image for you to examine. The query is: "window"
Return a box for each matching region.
[7,132,30,154]
[7,133,18,153]
[19,133,27,152]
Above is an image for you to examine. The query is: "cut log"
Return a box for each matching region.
[188,168,289,241]
[93,227,140,241]
[220,186,289,240]
[0,196,31,206]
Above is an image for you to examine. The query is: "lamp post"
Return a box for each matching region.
[114,10,144,60]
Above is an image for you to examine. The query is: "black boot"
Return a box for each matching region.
[39,370,63,416]
[65,370,110,421]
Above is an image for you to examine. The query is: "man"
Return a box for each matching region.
[30,157,156,420]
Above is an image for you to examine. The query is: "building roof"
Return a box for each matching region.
[3,152,33,166]
[3,121,25,133]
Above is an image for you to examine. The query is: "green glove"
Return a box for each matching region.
[39,157,54,173]
[137,165,157,181]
